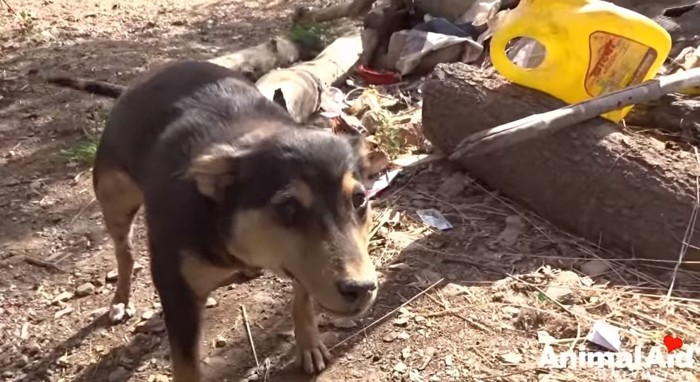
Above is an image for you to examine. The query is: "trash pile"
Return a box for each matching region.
[356,0,505,84]
[307,0,700,204]
[356,0,700,90]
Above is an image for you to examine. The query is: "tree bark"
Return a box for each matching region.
[422,63,700,267]
[625,94,700,146]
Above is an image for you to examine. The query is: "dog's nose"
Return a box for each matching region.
[336,279,377,302]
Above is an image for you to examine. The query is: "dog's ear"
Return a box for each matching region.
[185,144,248,201]
[346,133,371,182]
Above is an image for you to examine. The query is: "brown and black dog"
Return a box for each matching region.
[47,60,378,381]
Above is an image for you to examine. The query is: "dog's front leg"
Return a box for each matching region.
[292,281,331,374]
[154,272,205,382]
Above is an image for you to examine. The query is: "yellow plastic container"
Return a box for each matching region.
[489,0,672,122]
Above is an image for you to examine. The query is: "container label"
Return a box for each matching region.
[585,31,657,97]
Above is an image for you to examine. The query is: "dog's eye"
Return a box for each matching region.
[274,198,303,225]
[352,189,367,210]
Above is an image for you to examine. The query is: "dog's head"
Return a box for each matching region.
[186,126,377,316]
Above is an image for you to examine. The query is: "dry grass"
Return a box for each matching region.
[353,164,700,380]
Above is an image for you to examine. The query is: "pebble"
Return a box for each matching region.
[388,262,411,270]
[441,283,468,297]
[393,361,407,373]
[554,270,581,284]
[205,297,218,308]
[88,307,110,317]
[438,172,468,197]
[416,269,442,286]
[495,215,527,246]
[491,292,505,302]
[214,336,227,348]
[331,317,357,329]
[106,270,119,283]
[20,322,29,340]
[501,352,523,364]
[24,341,41,355]
[51,291,74,305]
[445,354,453,366]
[57,355,70,366]
[15,354,29,367]
[580,259,611,277]
[320,331,341,345]
[55,306,74,319]
[108,366,130,382]
[142,310,155,320]
[134,319,166,334]
[75,282,95,297]
[383,332,399,343]
[148,375,170,382]
[502,306,521,317]
[543,271,580,304]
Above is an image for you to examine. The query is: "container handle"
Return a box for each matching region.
[490,30,549,81]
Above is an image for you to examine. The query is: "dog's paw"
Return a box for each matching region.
[109,302,135,323]
[295,342,331,374]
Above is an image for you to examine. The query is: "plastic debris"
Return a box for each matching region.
[586,320,622,352]
[416,209,453,230]
[368,168,402,199]
[386,29,483,76]
[319,86,347,118]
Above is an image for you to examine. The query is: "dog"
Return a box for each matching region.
[46,60,379,381]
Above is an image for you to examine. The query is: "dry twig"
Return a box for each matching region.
[241,304,260,367]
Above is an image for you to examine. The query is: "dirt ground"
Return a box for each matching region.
[2,1,700,382]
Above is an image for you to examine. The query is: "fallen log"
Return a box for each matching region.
[449,67,700,159]
[255,33,363,123]
[422,63,700,267]
[207,36,304,81]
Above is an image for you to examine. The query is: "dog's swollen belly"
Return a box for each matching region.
[48,60,379,382]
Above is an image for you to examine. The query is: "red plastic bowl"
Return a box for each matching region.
[356,64,401,85]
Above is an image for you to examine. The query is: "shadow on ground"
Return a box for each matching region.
[0,1,299,254]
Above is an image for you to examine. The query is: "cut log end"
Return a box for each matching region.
[256,34,363,123]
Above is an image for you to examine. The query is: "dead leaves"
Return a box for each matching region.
[324,86,428,176]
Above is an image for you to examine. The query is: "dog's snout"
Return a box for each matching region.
[336,279,377,302]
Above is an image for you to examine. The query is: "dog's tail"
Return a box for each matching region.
[46,76,125,99]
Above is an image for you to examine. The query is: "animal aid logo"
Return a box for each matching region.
[538,334,696,370]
